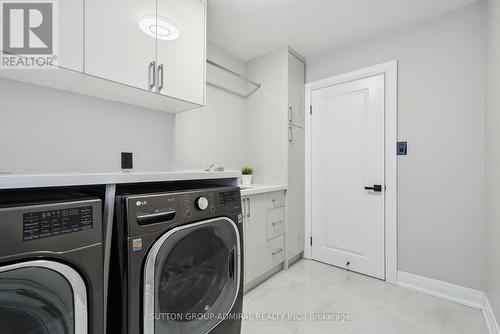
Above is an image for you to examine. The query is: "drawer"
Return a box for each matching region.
[267,191,285,209]
[268,235,285,265]
[267,207,285,240]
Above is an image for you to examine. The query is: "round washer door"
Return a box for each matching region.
[143,218,241,334]
[0,260,88,334]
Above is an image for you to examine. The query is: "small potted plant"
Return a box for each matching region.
[241,167,254,185]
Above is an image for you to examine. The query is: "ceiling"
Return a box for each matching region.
[207,0,478,61]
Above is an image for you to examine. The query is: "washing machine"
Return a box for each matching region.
[108,185,243,334]
[0,190,104,334]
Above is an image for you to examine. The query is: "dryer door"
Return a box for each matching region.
[0,260,87,334]
[143,217,241,334]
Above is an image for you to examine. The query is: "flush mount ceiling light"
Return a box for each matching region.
[139,14,180,41]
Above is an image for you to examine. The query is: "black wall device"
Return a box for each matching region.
[397,142,408,156]
[121,152,133,169]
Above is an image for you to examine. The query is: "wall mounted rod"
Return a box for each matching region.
[207,59,262,88]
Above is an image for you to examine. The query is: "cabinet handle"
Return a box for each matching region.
[288,106,293,124]
[241,197,246,220]
[148,61,156,91]
[158,64,164,93]
[288,126,293,143]
[272,220,283,226]
[272,248,284,255]
[247,198,251,218]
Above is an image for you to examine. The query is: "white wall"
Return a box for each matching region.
[485,0,500,321]
[307,3,485,289]
[173,44,249,171]
[246,48,289,185]
[173,45,292,186]
[0,79,175,172]
[0,43,247,174]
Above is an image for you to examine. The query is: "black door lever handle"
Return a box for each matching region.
[365,185,382,192]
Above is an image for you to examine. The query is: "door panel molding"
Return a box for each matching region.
[304,60,398,284]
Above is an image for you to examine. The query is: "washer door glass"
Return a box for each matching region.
[150,219,240,334]
[0,266,75,334]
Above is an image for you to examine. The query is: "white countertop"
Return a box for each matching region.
[240,184,287,196]
[0,170,241,189]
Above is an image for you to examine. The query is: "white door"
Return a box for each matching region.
[244,193,270,285]
[85,0,156,90]
[288,52,306,128]
[287,125,305,259]
[156,0,206,104]
[311,74,385,279]
[57,0,84,72]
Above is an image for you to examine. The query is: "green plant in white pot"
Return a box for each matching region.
[241,167,254,185]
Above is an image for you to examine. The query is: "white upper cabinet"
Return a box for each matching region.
[58,0,84,72]
[85,0,157,91]
[0,0,84,89]
[156,0,206,105]
[85,0,206,107]
[0,0,206,112]
[288,52,306,128]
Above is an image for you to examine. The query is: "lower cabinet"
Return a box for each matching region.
[242,191,286,290]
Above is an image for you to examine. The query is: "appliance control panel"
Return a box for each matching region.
[126,187,242,228]
[23,206,93,241]
[133,195,178,225]
[180,192,216,218]
[219,190,241,207]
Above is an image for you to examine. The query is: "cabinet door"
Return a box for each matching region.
[156,0,205,104]
[244,193,269,285]
[85,0,156,90]
[287,126,305,260]
[241,195,247,285]
[0,0,84,89]
[288,52,305,128]
[58,0,84,72]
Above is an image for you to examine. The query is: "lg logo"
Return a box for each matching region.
[2,1,54,55]
[136,200,148,207]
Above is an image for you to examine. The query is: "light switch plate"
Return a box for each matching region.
[397,142,407,156]
[121,152,133,169]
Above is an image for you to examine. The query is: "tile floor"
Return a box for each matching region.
[241,260,488,334]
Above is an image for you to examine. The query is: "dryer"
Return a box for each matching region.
[108,185,243,334]
[0,190,104,334]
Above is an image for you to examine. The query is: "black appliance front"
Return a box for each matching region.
[109,186,243,334]
[0,192,104,334]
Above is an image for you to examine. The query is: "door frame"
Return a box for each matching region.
[304,60,398,284]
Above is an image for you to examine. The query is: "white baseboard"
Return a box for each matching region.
[483,296,500,334]
[397,271,484,309]
[397,271,500,334]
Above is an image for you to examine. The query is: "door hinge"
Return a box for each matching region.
[310,237,313,246]
[309,105,312,115]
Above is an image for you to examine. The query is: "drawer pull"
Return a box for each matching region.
[272,248,284,255]
[270,198,284,207]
